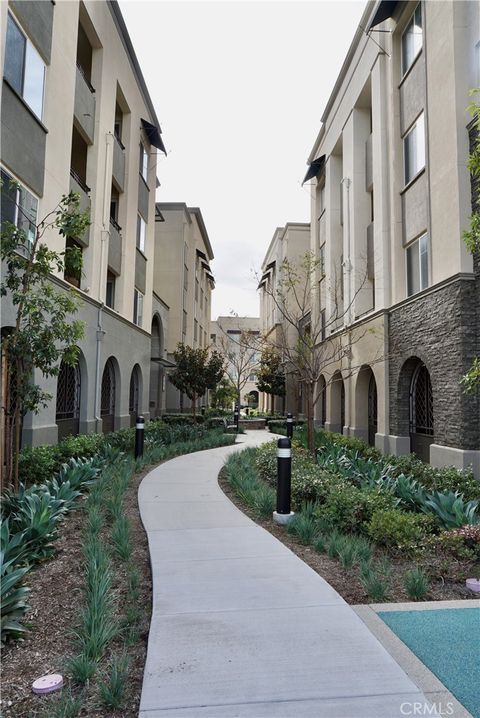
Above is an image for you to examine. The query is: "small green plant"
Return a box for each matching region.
[313,534,327,553]
[337,537,358,568]
[45,687,84,717]
[327,530,344,559]
[66,652,97,685]
[287,513,317,545]
[1,558,30,642]
[350,535,373,563]
[253,485,276,517]
[98,653,129,709]
[360,564,389,601]
[404,567,429,600]
[127,566,140,596]
[111,516,132,562]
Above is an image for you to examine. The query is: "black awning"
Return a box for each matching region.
[265,260,276,272]
[206,273,215,283]
[368,0,400,30]
[201,261,211,272]
[141,118,167,155]
[196,248,207,261]
[302,155,325,185]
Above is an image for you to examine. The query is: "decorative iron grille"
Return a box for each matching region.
[340,380,345,429]
[56,361,80,420]
[129,367,139,414]
[101,359,115,416]
[410,364,433,436]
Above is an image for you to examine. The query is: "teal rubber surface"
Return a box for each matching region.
[378,608,480,718]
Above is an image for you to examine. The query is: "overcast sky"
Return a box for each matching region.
[119,0,366,319]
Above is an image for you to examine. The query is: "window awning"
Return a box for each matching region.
[302,155,325,185]
[206,272,215,283]
[201,260,212,273]
[265,260,276,272]
[367,0,400,31]
[141,118,167,155]
[196,248,207,261]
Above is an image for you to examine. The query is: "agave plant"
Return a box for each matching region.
[1,553,30,642]
[56,457,100,491]
[0,518,30,567]
[394,475,428,512]
[422,491,479,529]
[10,492,65,562]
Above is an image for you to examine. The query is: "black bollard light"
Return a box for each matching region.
[234,404,240,432]
[276,437,292,515]
[135,415,145,459]
[286,411,293,439]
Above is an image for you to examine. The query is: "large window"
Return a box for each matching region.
[1,168,38,250]
[406,233,428,297]
[133,288,144,327]
[4,13,45,119]
[401,4,422,76]
[139,143,148,182]
[136,214,146,253]
[403,113,425,185]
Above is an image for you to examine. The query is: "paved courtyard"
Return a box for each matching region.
[138,431,439,717]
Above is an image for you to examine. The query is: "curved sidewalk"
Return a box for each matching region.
[138,430,436,718]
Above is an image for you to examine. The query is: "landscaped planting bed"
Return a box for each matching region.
[1,423,236,717]
[219,433,480,605]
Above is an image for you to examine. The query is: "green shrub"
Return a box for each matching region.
[337,536,358,568]
[313,534,327,553]
[98,654,129,710]
[367,509,434,553]
[314,483,397,534]
[433,525,480,560]
[404,567,429,600]
[387,455,479,502]
[327,530,344,558]
[66,653,97,685]
[360,564,389,601]
[253,485,276,518]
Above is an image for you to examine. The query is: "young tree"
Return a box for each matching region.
[256,347,285,413]
[211,376,237,410]
[260,251,374,453]
[169,344,225,420]
[1,187,90,488]
[461,90,480,394]
[217,329,259,408]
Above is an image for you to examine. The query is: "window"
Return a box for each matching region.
[1,168,38,251]
[139,143,148,182]
[194,319,198,342]
[4,13,45,119]
[106,271,116,309]
[403,113,425,185]
[136,214,146,253]
[133,288,144,326]
[402,4,422,76]
[406,233,428,296]
[211,333,216,345]
[182,310,187,337]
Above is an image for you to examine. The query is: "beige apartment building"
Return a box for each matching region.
[302,0,479,474]
[258,223,310,415]
[1,0,167,443]
[211,316,261,409]
[154,203,215,412]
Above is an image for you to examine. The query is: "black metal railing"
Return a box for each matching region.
[70,168,91,195]
[114,132,125,151]
[109,217,122,233]
[76,62,95,94]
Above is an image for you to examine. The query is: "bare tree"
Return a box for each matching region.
[216,326,260,408]
[259,251,381,453]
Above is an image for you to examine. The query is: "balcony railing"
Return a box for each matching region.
[109,217,122,233]
[70,168,90,195]
[76,62,95,93]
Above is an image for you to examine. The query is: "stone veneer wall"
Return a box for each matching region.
[389,277,479,451]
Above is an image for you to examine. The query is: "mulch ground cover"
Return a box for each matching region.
[218,468,475,605]
[1,464,152,718]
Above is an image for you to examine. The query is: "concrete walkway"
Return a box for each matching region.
[138,431,437,717]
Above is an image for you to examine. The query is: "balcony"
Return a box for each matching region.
[112,134,125,191]
[108,218,122,276]
[69,169,90,247]
[74,64,95,144]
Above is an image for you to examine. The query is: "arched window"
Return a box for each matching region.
[368,373,378,447]
[129,365,140,427]
[56,359,81,440]
[410,362,434,461]
[101,358,116,434]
